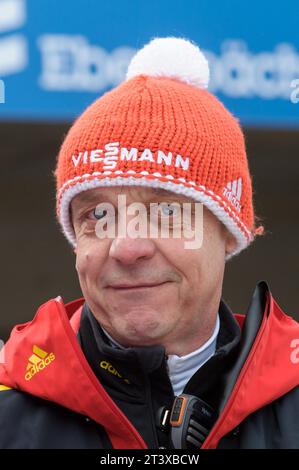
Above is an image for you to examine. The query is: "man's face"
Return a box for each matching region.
[71,186,236,355]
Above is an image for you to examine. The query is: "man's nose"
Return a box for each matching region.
[109,236,156,265]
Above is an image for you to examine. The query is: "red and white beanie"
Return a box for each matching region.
[55,37,264,260]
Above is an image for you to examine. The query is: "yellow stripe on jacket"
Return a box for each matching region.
[0,384,12,391]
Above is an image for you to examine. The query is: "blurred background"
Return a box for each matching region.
[0,0,298,340]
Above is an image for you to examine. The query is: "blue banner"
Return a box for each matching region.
[0,0,298,126]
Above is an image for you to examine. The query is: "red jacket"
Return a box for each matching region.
[1,281,299,449]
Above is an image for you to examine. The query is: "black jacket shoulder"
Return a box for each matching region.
[0,388,112,449]
[219,385,299,449]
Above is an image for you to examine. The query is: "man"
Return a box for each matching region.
[0,37,299,449]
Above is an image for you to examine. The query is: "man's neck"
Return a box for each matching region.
[101,315,220,395]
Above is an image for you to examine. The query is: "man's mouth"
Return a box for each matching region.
[107,281,170,290]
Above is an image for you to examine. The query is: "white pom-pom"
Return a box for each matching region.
[126,37,209,89]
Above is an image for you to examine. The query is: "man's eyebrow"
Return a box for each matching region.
[73,187,190,208]
[151,189,172,198]
[74,192,109,206]
[151,188,183,198]
[150,188,192,202]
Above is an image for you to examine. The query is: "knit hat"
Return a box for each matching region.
[55,37,263,260]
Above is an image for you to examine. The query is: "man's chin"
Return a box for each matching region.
[115,320,169,347]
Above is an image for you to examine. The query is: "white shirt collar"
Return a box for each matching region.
[167,314,220,395]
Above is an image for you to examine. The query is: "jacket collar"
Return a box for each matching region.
[0,295,147,449]
[203,280,299,448]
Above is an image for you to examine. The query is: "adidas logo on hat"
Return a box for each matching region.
[223,178,242,213]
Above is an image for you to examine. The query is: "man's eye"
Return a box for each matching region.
[92,208,108,220]
[158,203,180,217]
